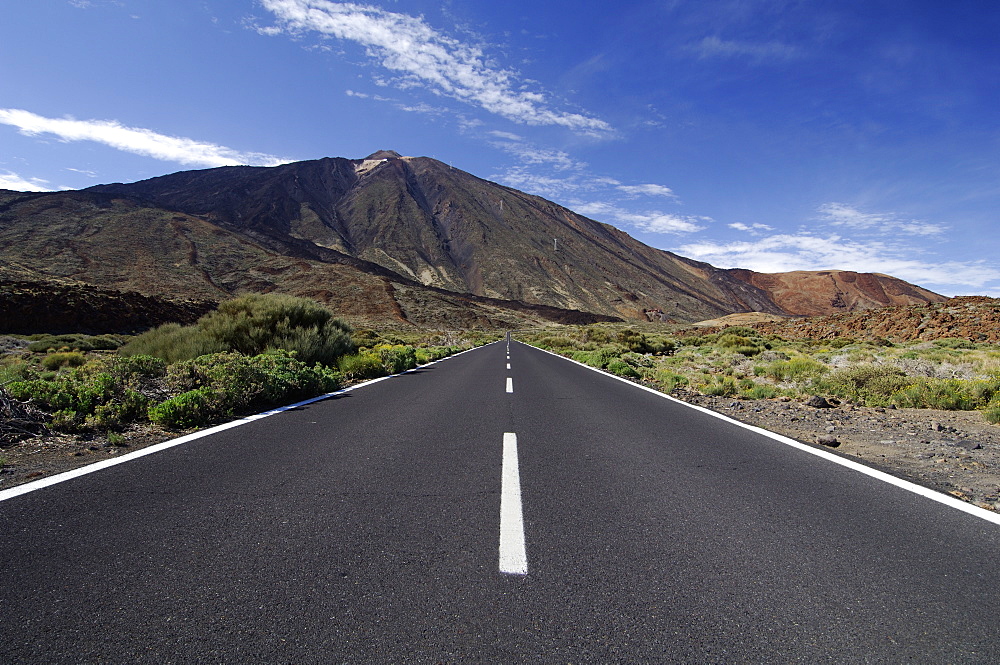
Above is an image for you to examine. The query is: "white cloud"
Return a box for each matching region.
[571,201,707,234]
[489,140,583,171]
[817,202,946,236]
[0,108,291,168]
[0,171,52,192]
[729,221,773,233]
[676,232,1000,294]
[622,212,708,234]
[488,130,524,141]
[258,0,612,134]
[616,183,677,199]
[65,167,98,178]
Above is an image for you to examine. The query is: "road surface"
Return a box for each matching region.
[2,340,999,663]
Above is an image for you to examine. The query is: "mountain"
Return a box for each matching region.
[0,153,945,329]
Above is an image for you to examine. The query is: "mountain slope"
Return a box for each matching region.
[0,190,617,330]
[84,154,781,320]
[1,153,946,326]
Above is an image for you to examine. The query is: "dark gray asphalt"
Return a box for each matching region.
[2,340,999,663]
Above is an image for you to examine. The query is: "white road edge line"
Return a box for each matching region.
[506,377,513,393]
[524,342,1000,527]
[499,432,528,575]
[0,343,494,503]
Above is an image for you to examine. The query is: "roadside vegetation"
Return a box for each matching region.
[0,294,498,442]
[517,324,1000,425]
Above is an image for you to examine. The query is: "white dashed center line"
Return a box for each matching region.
[499,432,527,575]
[506,377,513,393]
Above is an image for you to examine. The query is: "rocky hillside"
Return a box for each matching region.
[695,296,1000,343]
[0,153,946,327]
[724,269,944,316]
[0,278,215,335]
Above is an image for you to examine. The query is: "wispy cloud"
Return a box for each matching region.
[572,201,708,234]
[693,36,800,63]
[676,232,999,294]
[0,108,290,168]
[0,170,52,192]
[488,137,583,171]
[617,183,677,199]
[729,221,773,233]
[817,202,946,236]
[258,0,612,135]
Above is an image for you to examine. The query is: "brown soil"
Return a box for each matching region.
[3,392,999,514]
[679,392,1000,511]
[688,295,1000,344]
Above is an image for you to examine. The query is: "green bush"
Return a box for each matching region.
[764,355,828,382]
[41,351,87,371]
[741,383,780,399]
[5,356,158,431]
[163,351,339,418]
[27,334,122,353]
[891,378,1000,411]
[149,387,218,429]
[820,364,913,406]
[656,370,689,393]
[934,338,976,350]
[984,396,1000,425]
[339,352,387,380]
[701,375,738,397]
[374,344,417,374]
[123,294,355,366]
[607,359,641,379]
[122,323,226,363]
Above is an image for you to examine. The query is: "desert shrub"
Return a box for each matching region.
[700,375,738,397]
[415,346,453,364]
[763,355,828,383]
[0,356,34,383]
[374,344,417,374]
[124,294,354,366]
[984,395,1000,425]
[934,338,976,350]
[535,335,578,351]
[41,351,87,371]
[106,354,168,379]
[164,351,338,415]
[891,378,1000,411]
[151,351,339,428]
[607,359,641,379]
[27,334,123,353]
[830,337,857,349]
[620,352,654,369]
[741,383,780,399]
[819,364,913,406]
[90,389,149,428]
[656,370,689,393]
[148,387,217,429]
[5,357,156,431]
[351,328,382,349]
[339,352,387,380]
[122,323,227,363]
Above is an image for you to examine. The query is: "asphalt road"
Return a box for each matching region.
[2,340,1000,663]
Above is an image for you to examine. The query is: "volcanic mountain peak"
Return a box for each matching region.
[363,150,403,160]
[0,154,947,327]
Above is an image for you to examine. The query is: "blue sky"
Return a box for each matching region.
[2,0,998,297]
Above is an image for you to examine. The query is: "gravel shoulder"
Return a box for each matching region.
[680,392,1000,512]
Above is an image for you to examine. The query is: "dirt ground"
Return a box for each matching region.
[2,394,998,515]
[680,392,1000,511]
